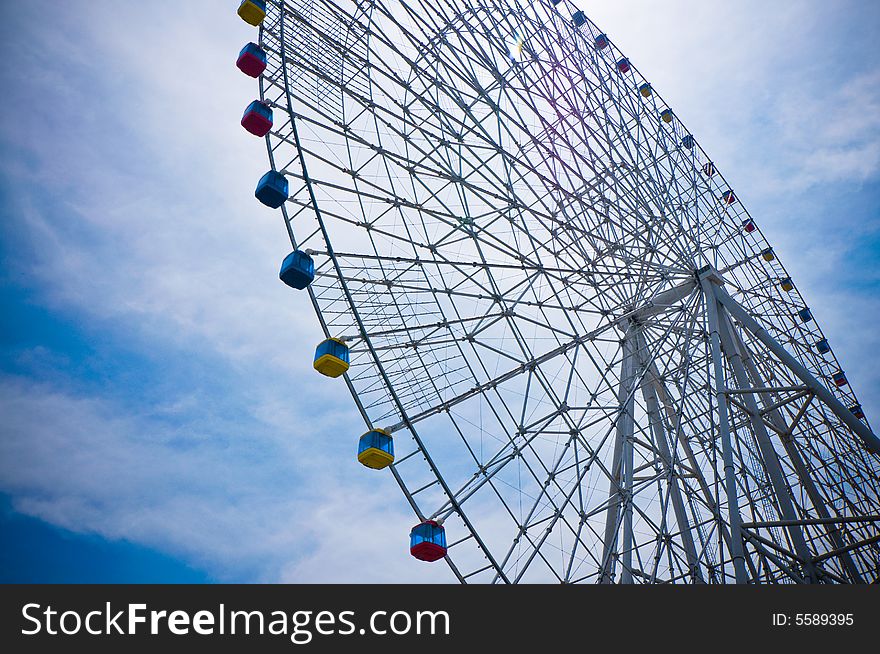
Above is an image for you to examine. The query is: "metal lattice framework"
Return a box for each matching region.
[251,0,880,583]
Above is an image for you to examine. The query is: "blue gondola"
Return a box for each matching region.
[358,429,395,469]
[410,520,447,562]
[573,11,586,27]
[255,171,288,208]
[279,250,315,290]
[237,42,268,77]
[703,162,716,177]
[314,338,350,377]
[682,135,695,149]
[798,308,813,323]
[816,338,831,354]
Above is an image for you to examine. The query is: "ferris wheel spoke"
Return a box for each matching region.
[430,417,579,528]
[502,441,615,583]
[384,321,618,433]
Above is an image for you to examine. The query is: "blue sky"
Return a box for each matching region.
[0,0,878,583]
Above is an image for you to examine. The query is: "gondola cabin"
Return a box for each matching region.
[238,0,266,26]
[798,308,813,323]
[780,277,794,292]
[409,520,447,562]
[660,109,674,124]
[702,162,716,177]
[639,82,653,97]
[832,371,848,387]
[742,219,756,233]
[357,428,395,470]
[721,190,736,205]
[242,100,273,137]
[682,135,695,149]
[595,33,610,49]
[255,170,288,208]
[816,338,831,354]
[313,338,350,378]
[850,404,865,420]
[573,11,587,27]
[616,58,631,74]
[761,247,775,262]
[279,250,315,290]
[236,42,268,78]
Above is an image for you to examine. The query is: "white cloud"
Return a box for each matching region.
[0,373,427,582]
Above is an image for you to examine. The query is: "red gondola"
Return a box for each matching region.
[241,100,273,137]
[236,42,268,78]
[409,520,447,562]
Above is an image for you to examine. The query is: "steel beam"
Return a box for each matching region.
[599,328,636,583]
[712,284,880,454]
[724,313,865,582]
[634,331,705,583]
[714,307,819,583]
[700,277,749,583]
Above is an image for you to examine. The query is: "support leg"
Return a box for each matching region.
[714,301,819,582]
[634,332,705,583]
[599,329,636,583]
[701,278,749,583]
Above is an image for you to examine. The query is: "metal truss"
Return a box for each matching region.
[253,0,880,582]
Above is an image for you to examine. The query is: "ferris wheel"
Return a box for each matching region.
[234,0,880,583]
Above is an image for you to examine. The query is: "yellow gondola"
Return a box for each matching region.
[237,0,267,27]
[313,338,350,378]
[357,428,395,470]
[761,247,775,262]
[780,277,794,292]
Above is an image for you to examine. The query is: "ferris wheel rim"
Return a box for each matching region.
[265,0,514,583]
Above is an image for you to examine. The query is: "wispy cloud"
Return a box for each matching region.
[0,371,431,582]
